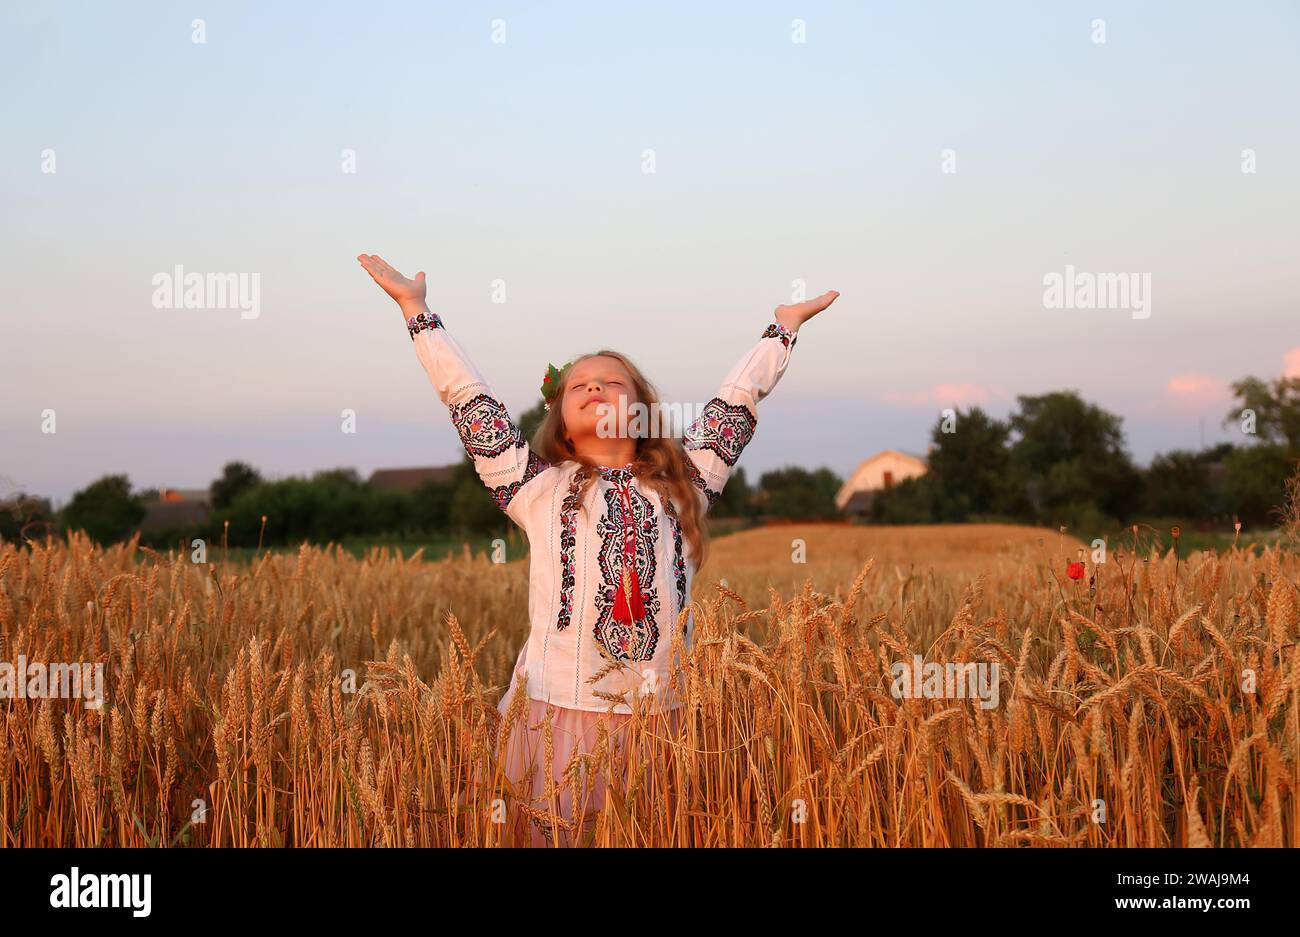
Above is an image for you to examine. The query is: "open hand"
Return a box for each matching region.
[775,290,839,332]
[357,254,427,316]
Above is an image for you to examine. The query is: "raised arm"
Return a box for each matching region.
[358,255,551,524]
[682,290,839,510]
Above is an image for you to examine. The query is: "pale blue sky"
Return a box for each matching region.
[2,1,1298,505]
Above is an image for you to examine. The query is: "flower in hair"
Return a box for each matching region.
[541,361,574,411]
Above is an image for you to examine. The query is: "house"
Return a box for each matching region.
[141,488,211,532]
[836,449,929,514]
[367,465,459,492]
[160,488,209,503]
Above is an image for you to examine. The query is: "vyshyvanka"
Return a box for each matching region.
[406,310,799,844]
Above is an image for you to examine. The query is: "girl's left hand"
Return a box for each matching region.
[775,290,839,332]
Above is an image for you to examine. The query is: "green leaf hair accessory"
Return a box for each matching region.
[541,361,574,411]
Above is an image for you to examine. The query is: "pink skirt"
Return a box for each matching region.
[494,652,681,847]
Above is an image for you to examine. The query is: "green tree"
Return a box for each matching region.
[1010,391,1140,523]
[450,478,505,534]
[1221,443,1293,526]
[444,399,549,537]
[1225,376,1300,454]
[406,478,455,533]
[517,400,547,445]
[927,407,1014,520]
[213,467,408,545]
[758,466,841,520]
[0,492,55,542]
[869,474,938,524]
[210,461,263,510]
[711,466,754,518]
[1141,447,1229,519]
[312,467,363,487]
[61,475,145,544]
[448,458,507,535]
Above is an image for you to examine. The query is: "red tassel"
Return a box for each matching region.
[613,563,645,624]
[612,482,645,625]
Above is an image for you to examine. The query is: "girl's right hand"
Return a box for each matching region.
[357,254,428,316]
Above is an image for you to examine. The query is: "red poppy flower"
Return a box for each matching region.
[1066,561,1085,581]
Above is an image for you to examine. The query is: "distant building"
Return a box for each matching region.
[142,488,211,532]
[160,488,209,503]
[367,465,458,492]
[836,449,929,515]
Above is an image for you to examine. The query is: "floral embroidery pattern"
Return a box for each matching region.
[450,394,526,460]
[684,458,721,508]
[660,494,687,617]
[490,451,551,512]
[683,398,756,467]
[592,481,661,663]
[555,469,588,632]
[596,464,636,485]
[761,322,797,348]
[406,310,444,340]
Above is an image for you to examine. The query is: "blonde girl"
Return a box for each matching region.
[358,253,838,845]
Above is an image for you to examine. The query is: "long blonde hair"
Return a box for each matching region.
[533,349,708,568]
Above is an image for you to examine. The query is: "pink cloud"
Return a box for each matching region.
[883,383,998,407]
[1164,374,1231,409]
[932,382,992,406]
[1285,347,1300,379]
[1167,374,1225,397]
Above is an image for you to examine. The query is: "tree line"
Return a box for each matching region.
[0,400,842,547]
[3,374,1295,547]
[870,376,1298,531]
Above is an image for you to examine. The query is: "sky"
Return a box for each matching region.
[2,0,1298,506]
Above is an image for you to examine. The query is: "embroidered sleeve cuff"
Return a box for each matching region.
[683,398,756,467]
[761,322,797,348]
[407,310,445,340]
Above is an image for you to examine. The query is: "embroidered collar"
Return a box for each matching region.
[596,463,636,484]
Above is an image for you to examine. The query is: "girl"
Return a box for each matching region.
[358,253,838,845]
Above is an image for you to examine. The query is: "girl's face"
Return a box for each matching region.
[560,355,640,444]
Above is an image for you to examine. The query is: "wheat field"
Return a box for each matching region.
[0,522,1295,847]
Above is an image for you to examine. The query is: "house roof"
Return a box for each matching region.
[161,488,210,503]
[853,448,928,469]
[367,465,458,491]
[835,449,930,509]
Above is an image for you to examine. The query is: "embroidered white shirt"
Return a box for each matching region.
[407,311,798,713]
